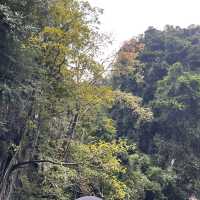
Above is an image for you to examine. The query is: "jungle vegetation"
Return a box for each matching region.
[0,0,200,199]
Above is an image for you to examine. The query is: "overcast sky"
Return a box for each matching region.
[88,0,200,51]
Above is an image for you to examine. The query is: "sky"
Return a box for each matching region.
[88,0,200,51]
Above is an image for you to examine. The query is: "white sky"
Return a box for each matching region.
[88,0,200,51]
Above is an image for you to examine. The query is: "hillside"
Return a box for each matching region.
[0,1,200,200]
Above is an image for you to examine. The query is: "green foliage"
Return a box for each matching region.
[112,25,200,199]
[2,0,200,199]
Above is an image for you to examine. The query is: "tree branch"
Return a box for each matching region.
[11,160,79,172]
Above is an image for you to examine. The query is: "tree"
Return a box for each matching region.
[111,25,200,199]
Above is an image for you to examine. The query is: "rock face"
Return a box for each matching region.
[76,196,102,200]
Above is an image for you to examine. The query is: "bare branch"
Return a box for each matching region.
[11,160,79,172]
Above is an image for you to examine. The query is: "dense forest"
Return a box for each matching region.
[0,0,200,199]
